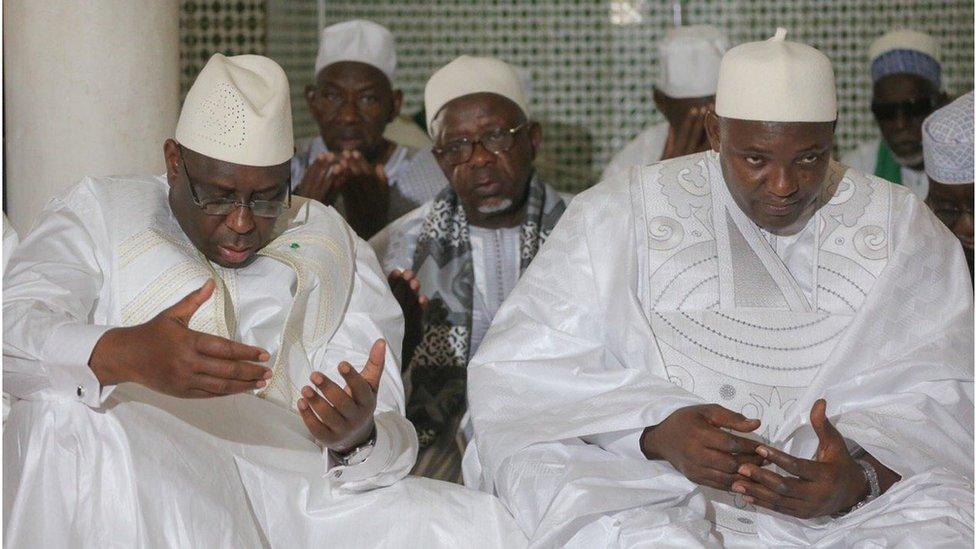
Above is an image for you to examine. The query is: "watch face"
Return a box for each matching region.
[341,442,374,466]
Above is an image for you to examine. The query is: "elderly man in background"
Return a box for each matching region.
[3,53,524,547]
[923,91,974,276]
[602,24,730,180]
[293,19,446,239]
[843,29,948,199]
[370,55,568,483]
[466,29,973,546]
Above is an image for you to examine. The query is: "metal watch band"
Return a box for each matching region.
[329,427,377,467]
[856,458,881,499]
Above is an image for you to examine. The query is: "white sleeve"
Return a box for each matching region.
[3,185,117,408]
[367,205,425,274]
[311,235,418,491]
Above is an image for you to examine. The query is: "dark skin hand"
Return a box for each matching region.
[732,399,901,519]
[89,280,273,397]
[336,149,391,240]
[705,112,836,235]
[653,87,714,160]
[431,92,541,230]
[387,269,428,371]
[641,404,767,491]
[872,74,946,167]
[298,339,388,453]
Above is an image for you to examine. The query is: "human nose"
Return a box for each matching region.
[225,203,256,234]
[767,165,798,198]
[467,140,495,168]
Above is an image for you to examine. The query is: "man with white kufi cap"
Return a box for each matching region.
[293,19,447,240]
[2,53,526,547]
[923,91,974,275]
[369,55,569,484]
[602,24,730,180]
[843,29,949,198]
[466,29,973,546]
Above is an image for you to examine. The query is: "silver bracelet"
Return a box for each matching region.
[848,458,880,513]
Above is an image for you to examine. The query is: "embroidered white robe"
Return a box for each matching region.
[3,175,526,548]
[466,151,974,547]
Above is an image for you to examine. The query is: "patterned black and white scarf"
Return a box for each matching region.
[406,173,566,480]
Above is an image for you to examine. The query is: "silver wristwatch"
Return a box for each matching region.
[329,428,377,467]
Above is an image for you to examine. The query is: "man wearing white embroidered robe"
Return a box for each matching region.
[466,29,974,547]
[293,19,447,239]
[369,55,568,483]
[602,25,730,180]
[2,53,527,548]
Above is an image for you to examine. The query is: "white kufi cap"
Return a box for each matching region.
[716,28,837,122]
[176,53,294,167]
[315,20,396,81]
[923,91,974,185]
[424,55,528,135]
[658,25,730,98]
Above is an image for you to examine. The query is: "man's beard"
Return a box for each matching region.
[477,198,515,215]
[892,150,925,168]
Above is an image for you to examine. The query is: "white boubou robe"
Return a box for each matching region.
[3,175,526,547]
[465,151,974,547]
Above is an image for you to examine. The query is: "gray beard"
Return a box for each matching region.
[893,150,925,168]
[477,198,515,215]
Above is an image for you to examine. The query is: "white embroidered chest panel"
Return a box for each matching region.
[631,154,892,534]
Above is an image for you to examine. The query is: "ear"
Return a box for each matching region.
[163,139,181,189]
[652,87,669,119]
[527,121,542,160]
[390,89,404,122]
[704,110,722,153]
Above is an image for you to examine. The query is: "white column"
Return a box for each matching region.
[4,0,181,232]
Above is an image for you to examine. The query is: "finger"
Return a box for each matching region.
[418,295,429,308]
[167,280,216,323]
[755,445,819,481]
[297,398,332,441]
[388,269,403,281]
[402,269,415,280]
[700,425,762,455]
[360,339,387,392]
[691,466,750,491]
[195,333,270,362]
[375,164,387,183]
[191,373,266,395]
[195,357,272,382]
[738,464,802,497]
[736,453,767,467]
[731,480,806,516]
[310,371,358,416]
[699,404,761,432]
[338,361,375,406]
[700,448,741,474]
[409,278,421,293]
[301,385,348,429]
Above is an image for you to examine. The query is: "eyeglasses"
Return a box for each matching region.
[870,96,939,122]
[432,122,528,166]
[178,146,291,218]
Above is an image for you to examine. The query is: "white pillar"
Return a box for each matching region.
[4,0,181,232]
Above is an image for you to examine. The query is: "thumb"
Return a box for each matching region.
[166,279,215,324]
[361,339,387,392]
[811,399,843,459]
[375,164,387,183]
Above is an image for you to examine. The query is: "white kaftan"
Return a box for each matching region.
[602,122,669,181]
[3,175,525,548]
[466,151,973,547]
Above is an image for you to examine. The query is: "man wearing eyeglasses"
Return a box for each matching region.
[369,56,569,483]
[2,53,526,547]
[842,30,948,199]
[293,20,447,240]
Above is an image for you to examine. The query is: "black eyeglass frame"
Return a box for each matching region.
[870,96,940,121]
[432,122,530,166]
[177,145,291,218]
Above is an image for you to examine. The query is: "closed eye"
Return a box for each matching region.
[744,156,765,166]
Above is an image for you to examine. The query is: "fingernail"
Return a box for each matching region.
[738,465,750,476]
[302,386,313,397]
[757,447,769,457]
[311,373,324,384]
[263,369,273,380]
[339,363,350,374]
[256,380,267,388]
[298,399,308,410]
[258,352,270,362]
[732,483,745,493]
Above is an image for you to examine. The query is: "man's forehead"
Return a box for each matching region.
[317,61,391,90]
[183,146,289,189]
[720,117,834,147]
[437,93,525,133]
[873,73,936,100]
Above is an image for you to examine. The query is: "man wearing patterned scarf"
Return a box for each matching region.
[370,55,569,483]
[843,29,949,199]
